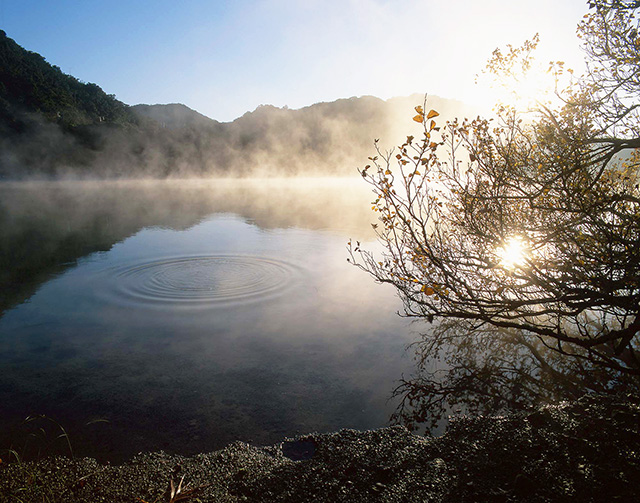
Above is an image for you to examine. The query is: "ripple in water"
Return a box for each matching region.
[102,255,301,309]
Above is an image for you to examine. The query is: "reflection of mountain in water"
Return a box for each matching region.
[0,179,375,317]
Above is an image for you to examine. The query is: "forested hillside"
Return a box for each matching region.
[0,30,135,130]
[0,30,471,179]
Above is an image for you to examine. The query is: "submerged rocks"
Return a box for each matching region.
[1,394,638,502]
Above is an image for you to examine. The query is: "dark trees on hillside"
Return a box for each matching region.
[0,30,133,128]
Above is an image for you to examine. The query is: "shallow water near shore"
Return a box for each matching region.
[0,178,419,462]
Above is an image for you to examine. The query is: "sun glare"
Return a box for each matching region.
[511,68,556,110]
[498,236,529,270]
[480,48,564,112]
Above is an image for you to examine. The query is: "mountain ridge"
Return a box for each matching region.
[0,30,473,179]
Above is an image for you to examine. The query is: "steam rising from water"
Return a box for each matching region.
[1,94,474,179]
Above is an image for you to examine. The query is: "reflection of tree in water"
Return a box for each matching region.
[392,320,640,431]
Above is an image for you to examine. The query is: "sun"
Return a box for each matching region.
[478,35,566,113]
[498,236,529,270]
[510,67,557,110]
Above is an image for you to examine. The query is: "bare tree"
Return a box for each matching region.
[349,0,640,427]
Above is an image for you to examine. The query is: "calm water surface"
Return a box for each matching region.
[0,179,420,462]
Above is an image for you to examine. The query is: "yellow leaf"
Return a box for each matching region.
[429,120,436,131]
[413,114,424,123]
[415,105,424,114]
[427,110,439,119]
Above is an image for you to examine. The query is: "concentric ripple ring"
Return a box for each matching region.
[103,255,301,309]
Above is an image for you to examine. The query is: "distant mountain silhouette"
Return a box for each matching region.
[0,30,474,179]
[131,103,219,130]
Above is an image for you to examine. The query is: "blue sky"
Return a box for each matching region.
[2,0,589,122]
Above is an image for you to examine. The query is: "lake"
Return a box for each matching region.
[0,178,421,462]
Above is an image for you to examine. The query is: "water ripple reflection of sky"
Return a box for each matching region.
[0,179,421,462]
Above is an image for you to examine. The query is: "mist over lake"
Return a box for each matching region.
[0,178,420,462]
[3,3,640,501]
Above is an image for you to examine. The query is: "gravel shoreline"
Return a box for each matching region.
[2,394,639,502]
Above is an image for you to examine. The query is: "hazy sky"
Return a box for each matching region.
[2,0,589,122]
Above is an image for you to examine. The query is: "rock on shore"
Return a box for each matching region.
[2,394,639,502]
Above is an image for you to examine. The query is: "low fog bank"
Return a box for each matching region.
[1,94,473,180]
[1,30,477,180]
